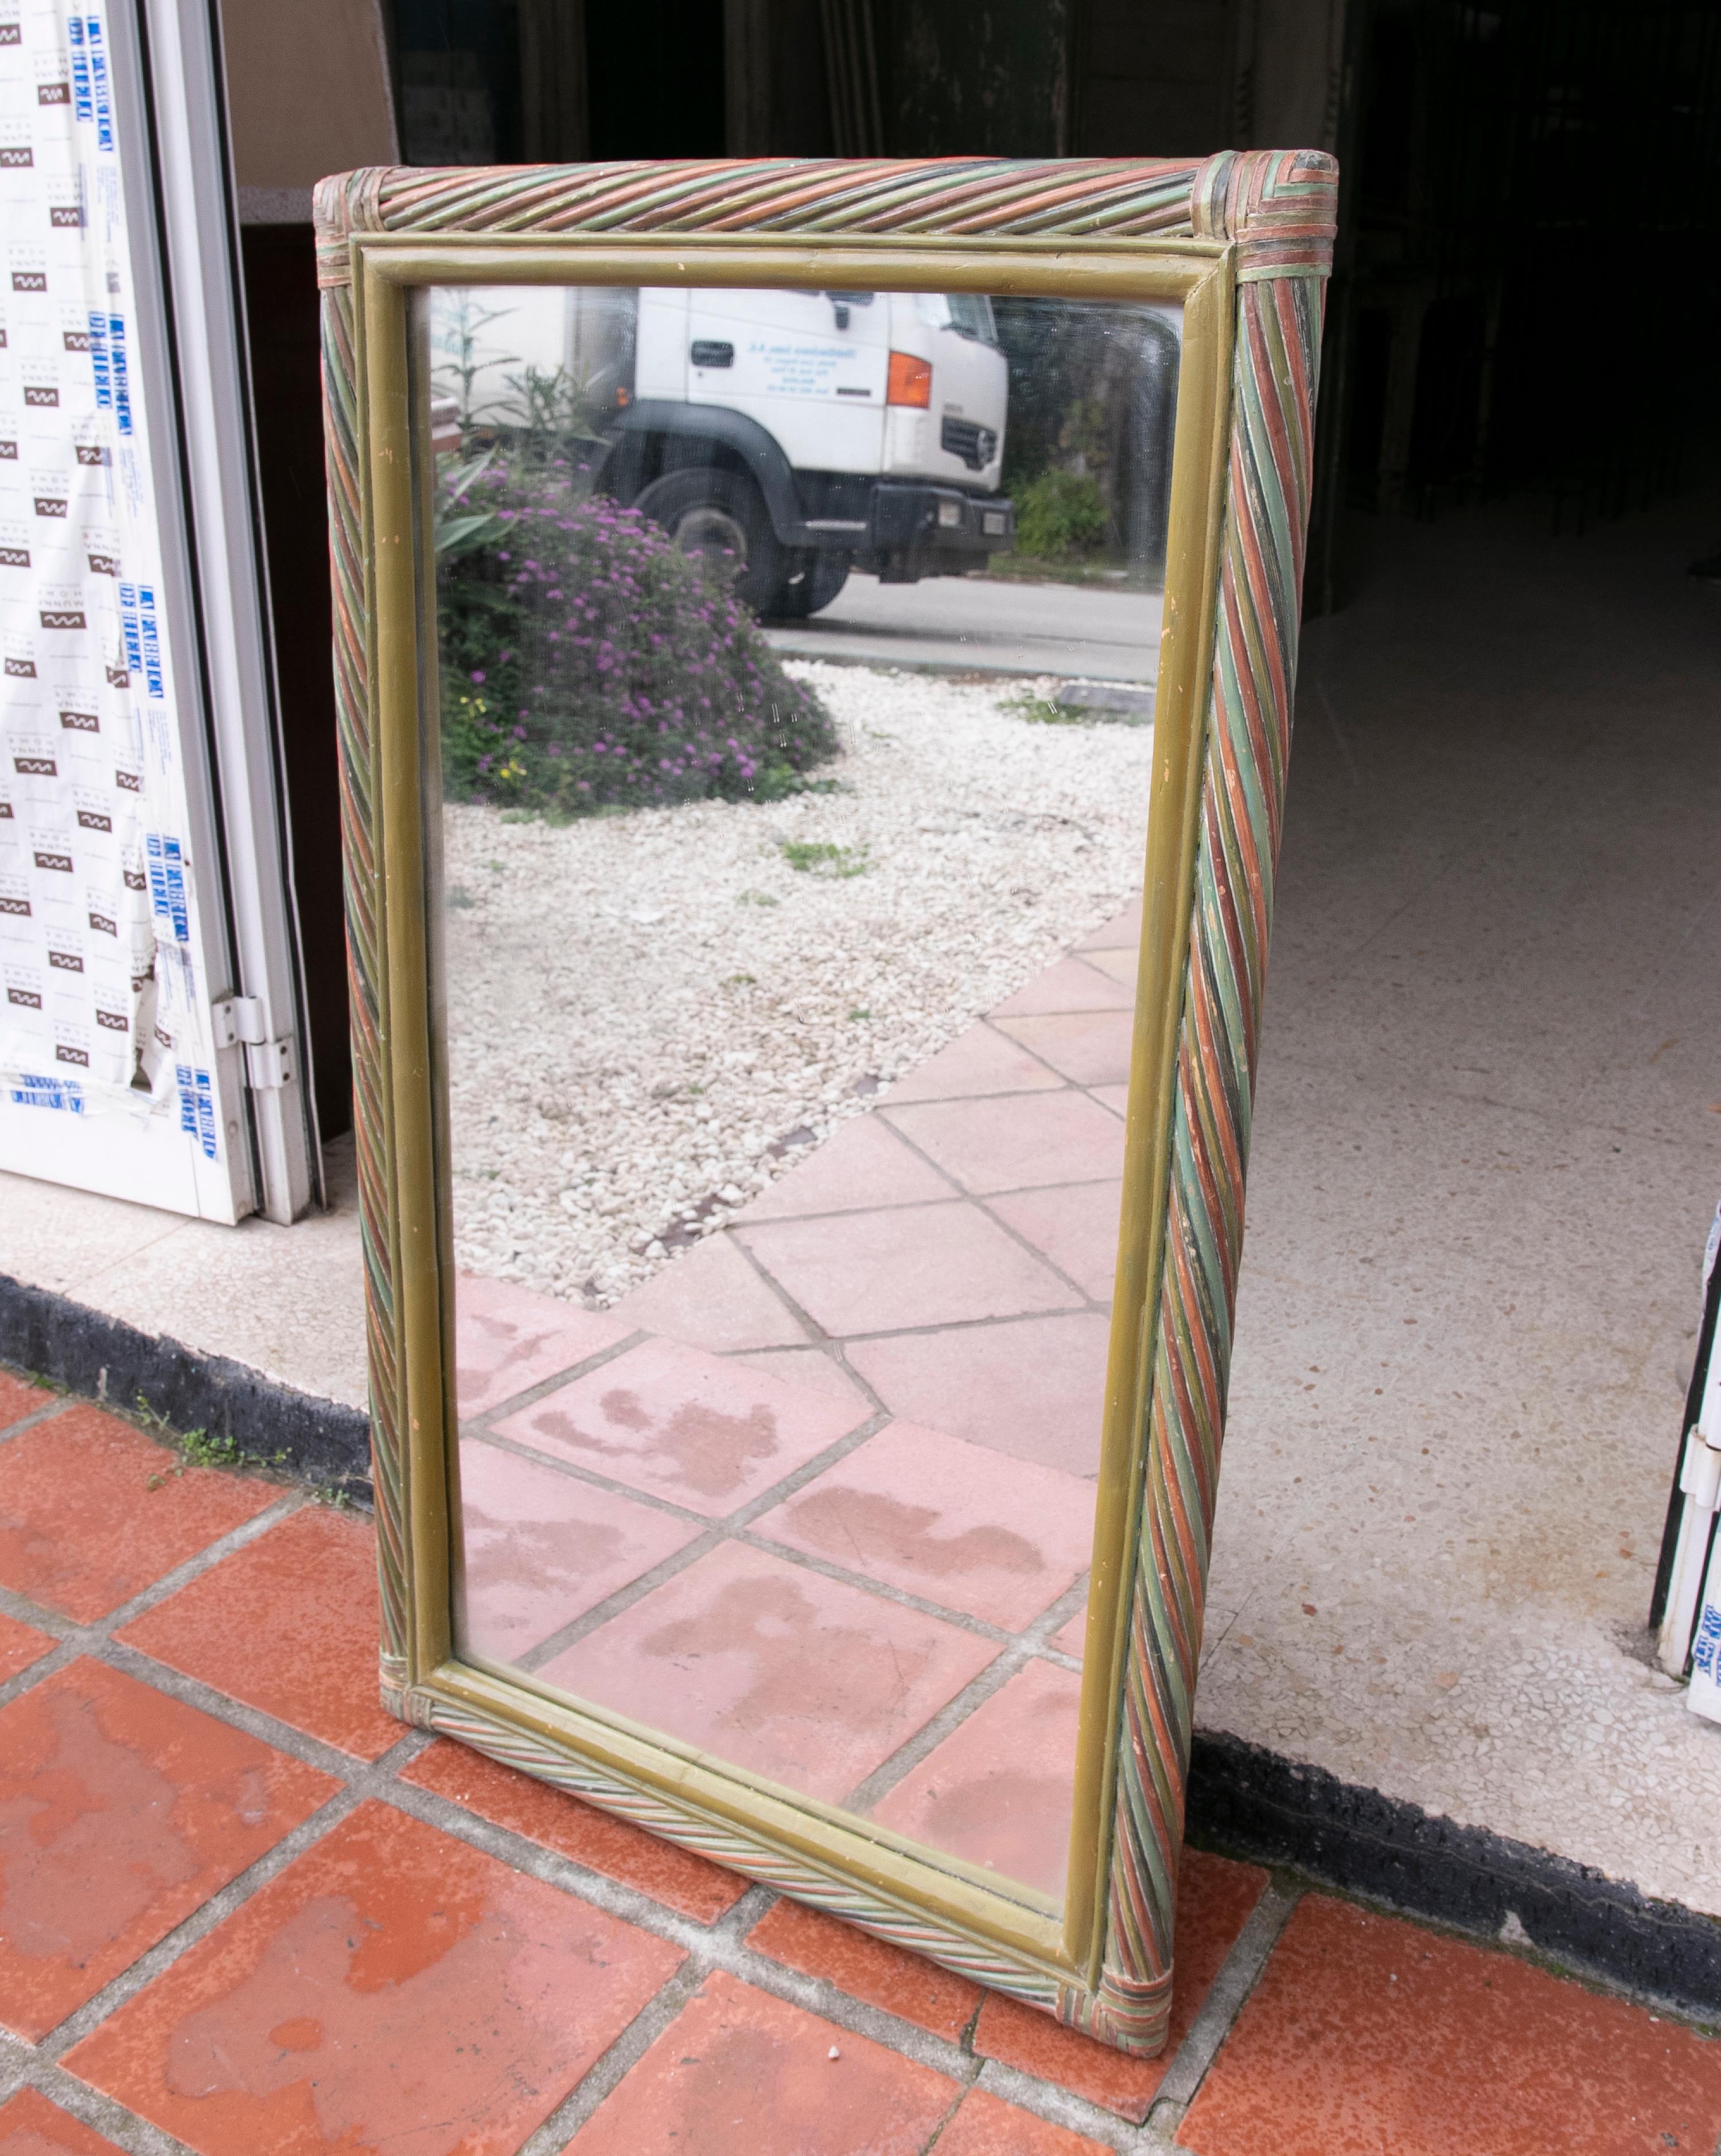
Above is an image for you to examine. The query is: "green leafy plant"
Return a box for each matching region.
[779,839,870,877]
[1012,470,1108,562]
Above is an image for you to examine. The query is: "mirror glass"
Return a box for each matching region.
[420,278,1182,1909]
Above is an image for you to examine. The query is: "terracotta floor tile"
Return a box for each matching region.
[752,1421,1095,1630]
[989,1180,1125,1302]
[1179,1893,1721,2156]
[0,1374,51,1434]
[1080,945,1140,987]
[535,1542,998,1804]
[452,1438,702,1666]
[994,1011,1135,1088]
[883,1093,1124,1198]
[727,1346,876,1413]
[935,2088,1111,2155]
[400,1737,746,1922]
[1049,1604,1089,1658]
[884,1023,1065,1104]
[0,1659,336,2041]
[737,1201,1076,1339]
[609,1233,809,1353]
[735,1114,956,1221]
[64,1799,683,2156]
[1075,898,1141,950]
[745,1896,980,2042]
[454,1272,633,1421]
[972,1848,1267,2120]
[0,2088,126,2154]
[495,1336,867,1517]
[0,1610,59,1683]
[567,1969,957,2154]
[991,955,1135,1017]
[0,1408,278,1623]
[116,1505,400,1761]
[869,1659,1081,1897]
[847,1313,1112,1477]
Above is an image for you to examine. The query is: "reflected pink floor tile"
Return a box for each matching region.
[1076,898,1142,950]
[610,1233,808,1354]
[883,1093,1124,1197]
[868,1659,1082,1898]
[994,1011,1135,1088]
[991,956,1134,1017]
[847,1313,1112,1477]
[455,1274,633,1420]
[752,1421,1095,1630]
[1081,945,1140,986]
[1049,1604,1089,1659]
[729,1346,876,1414]
[885,1023,1065,1104]
[455,1438,703,1665]
[493,1336,867,1516]
[535,1543,998,1803]
[988,1180,1125,1301]
[1091,1084,1131,1119]
[736,1113,956,1221]
[736,1201,1074,1338]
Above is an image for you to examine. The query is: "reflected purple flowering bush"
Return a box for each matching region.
[437,462,836,815]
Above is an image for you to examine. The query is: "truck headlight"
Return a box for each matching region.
[937,500,962,528]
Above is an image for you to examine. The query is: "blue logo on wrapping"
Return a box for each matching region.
[146,831,189,941]
[69,17,93,123]
[137,585,164,696]
[176,1064,219,1159]
[85,17,114,151]
[88,310,110,407]
[10,1075,85,1114]
[107,313,131,435]
[1695,1598,1721,1681]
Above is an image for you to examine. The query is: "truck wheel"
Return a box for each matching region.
[774,551,852,620]
[633,469,787,618]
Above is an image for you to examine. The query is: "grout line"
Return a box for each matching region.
[462,1326,650,1430]
[0,1395,76,1446]
[840,1634,1037,1818]
[1145,1879,1301,2130]
[969,2057,1159,2153]
[512,1958,712,2152]
[9,2063,200,2155]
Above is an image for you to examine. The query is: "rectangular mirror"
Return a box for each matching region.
[322,153,1334,2054]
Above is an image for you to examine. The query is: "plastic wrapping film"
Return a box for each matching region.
[0,0,221,1165]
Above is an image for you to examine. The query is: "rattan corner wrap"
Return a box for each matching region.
[317,151,1335,2054]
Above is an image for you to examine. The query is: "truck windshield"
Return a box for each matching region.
[945,292,999,344]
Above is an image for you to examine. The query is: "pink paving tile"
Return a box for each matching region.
[608,1232,810,1353]
[847,1313,1112,1477]
[455,1437,703,1665]
[534,1541,999,1804]
[494,1336,868,1517]
[736,1201,1075,1339]
[735,1111,956,1221]
[567,1970,958,2154]
[885,1022,1065,1104]
[868,1659,1082,1898]
[991,955,1134,1016]
[995,1010,1136,1088]
[1050,1604,1089,1658]
[1081,944,1139,986]
[882,1092,1124,1197]
[1090,1083,1131,1118]
[752,1421,1095,1630]
[1076,897,1141,950]
[729,1346,876,1414]
[454,1272,633,1419]
[989,1179,1126,1301]
[0,2088,126,2154]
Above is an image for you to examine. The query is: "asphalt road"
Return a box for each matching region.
[763,570,1163,683]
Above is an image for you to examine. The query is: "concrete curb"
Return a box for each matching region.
[4,1267,1715,2025]
[0,1271,372,1500]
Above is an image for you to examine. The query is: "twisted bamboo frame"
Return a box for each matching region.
[316,151,1334,2054]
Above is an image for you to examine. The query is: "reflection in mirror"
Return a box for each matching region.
[423,281,1181,1908]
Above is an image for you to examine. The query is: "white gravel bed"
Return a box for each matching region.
[442,660,1152,1303]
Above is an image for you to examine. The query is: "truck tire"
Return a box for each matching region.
[774,551,852,620]
[633,469,788,619]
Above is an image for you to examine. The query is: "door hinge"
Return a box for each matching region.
[211,994,267,1048]
[244,1038,293,1091]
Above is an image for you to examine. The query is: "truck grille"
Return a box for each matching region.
[940,417,998,471]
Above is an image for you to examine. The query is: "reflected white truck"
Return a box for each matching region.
[447,285,1017,619]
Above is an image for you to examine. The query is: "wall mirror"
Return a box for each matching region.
[319,151,1334,2054]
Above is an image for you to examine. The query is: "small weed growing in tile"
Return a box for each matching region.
[848,1007,872,1020]
[735,889,780,906]
[136,1398,287,1486]
[780,839,870,878]
[446,885,476,909]
[722,973,757,987]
